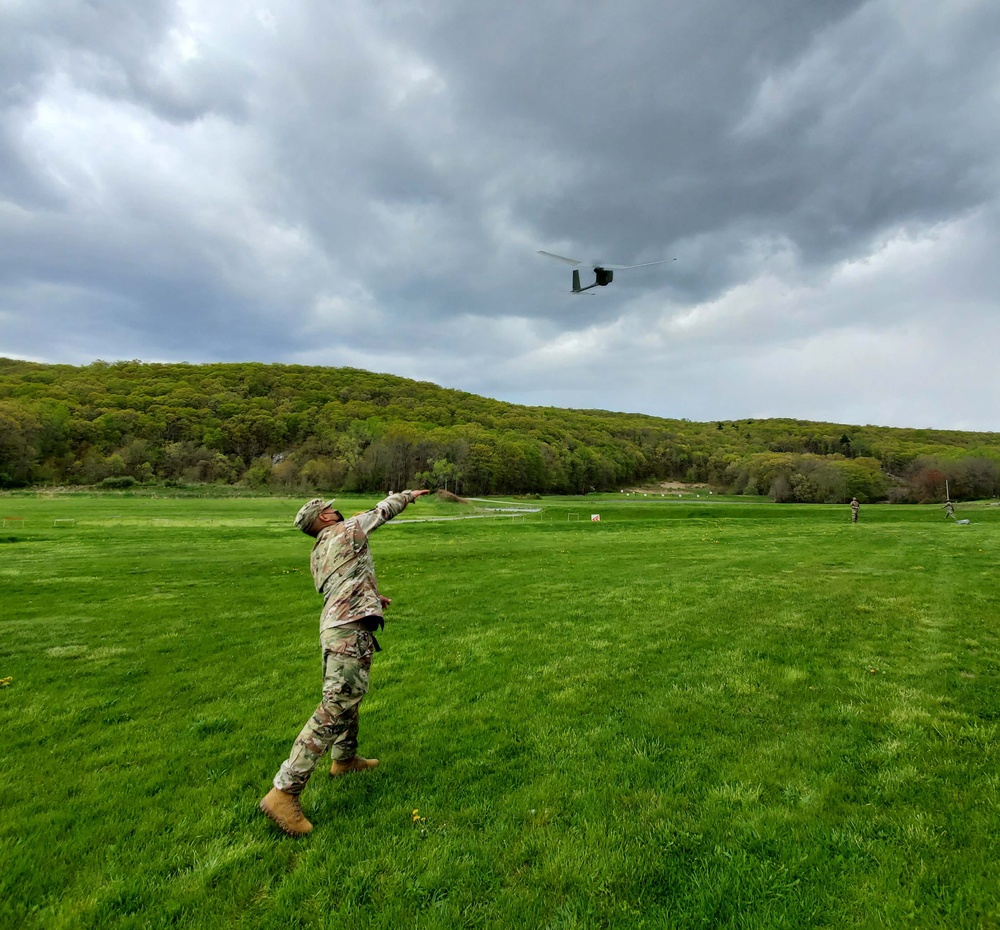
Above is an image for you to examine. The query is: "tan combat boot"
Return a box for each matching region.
[260,787,313,837]
[330,755,379,776]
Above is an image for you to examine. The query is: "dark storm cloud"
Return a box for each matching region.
[393,0,999,286]
[2,0,999,429]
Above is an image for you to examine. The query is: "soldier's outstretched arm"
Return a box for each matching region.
[357,489,432,534]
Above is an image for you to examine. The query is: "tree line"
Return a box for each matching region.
[1,357,999,502]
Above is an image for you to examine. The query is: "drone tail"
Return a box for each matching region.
[572,270,581,293]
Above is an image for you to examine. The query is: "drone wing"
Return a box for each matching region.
[597,259,675,270]
[537,250,582,266]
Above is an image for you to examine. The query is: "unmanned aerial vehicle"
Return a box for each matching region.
[538,250,673,293]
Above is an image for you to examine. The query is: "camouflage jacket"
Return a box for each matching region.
[311,491,417,634]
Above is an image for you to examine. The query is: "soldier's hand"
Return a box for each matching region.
[410,489,433,499]
[380,595,392,609]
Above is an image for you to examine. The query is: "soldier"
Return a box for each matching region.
[944,499,955,519]
[260,489,432,837]
[850,497,860,523]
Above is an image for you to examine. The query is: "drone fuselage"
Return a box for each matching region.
[572,267,614,293]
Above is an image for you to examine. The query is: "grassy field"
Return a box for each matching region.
[1,491,999,929]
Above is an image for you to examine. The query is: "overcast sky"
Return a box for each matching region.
[2,0,999,430]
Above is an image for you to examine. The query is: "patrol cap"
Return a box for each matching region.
[294,498,337,532]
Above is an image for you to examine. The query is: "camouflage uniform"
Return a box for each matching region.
[850,498,860,523]
[272,491,418,795]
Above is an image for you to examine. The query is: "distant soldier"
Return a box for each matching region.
[850,497,860,523]
[260,489,432,837]
[944,499,955,519]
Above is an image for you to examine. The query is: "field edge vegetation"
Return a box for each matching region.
[2,357,999,503]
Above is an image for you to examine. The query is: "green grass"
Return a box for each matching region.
[1,493,999,929]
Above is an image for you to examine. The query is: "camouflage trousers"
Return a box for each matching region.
[273,625,376,795]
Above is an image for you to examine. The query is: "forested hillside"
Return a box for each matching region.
[2,357,998,502]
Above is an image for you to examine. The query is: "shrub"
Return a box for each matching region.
[100,476,137,489]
